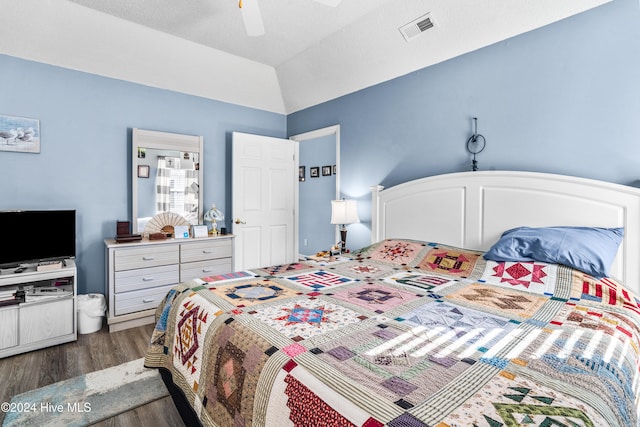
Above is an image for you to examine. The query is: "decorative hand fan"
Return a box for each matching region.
[144,212,190,236]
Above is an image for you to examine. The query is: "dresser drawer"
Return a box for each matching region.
[114,245,179,271]
[180,258,233,282]
[181,239,232,263]
[114,285,174,316]
[114,264,179,293]
[106,236,235,332]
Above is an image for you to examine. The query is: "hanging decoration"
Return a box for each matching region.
[466,117,486,171]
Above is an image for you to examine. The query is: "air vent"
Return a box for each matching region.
[399,13,436,42]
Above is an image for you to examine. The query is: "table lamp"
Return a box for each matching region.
[330,199,360,253]
[204,204,225,235]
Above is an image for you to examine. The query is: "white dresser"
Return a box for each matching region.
[105,235,234,332]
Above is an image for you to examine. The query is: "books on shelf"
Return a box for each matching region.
[0,283,72,304]
[37,260,63,272]
[0,289,18,303]
[0,299,21,307]
[0,289,25,306]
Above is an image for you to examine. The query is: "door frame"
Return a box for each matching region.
[289,125,341,251]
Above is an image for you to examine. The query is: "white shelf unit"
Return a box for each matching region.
[105,235,234,332]
[0,261,77,358]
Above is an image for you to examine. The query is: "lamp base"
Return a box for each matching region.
[340,227,348,253]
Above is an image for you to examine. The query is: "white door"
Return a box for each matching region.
[232,132,298,270]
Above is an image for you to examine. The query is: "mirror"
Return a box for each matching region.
[132,128,204,235]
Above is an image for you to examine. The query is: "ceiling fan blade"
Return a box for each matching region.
[240,0,265,37]
[312,0,342,6]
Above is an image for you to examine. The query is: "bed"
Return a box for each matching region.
[144,171,640,426]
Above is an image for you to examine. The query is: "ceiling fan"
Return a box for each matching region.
[238,0,343,37]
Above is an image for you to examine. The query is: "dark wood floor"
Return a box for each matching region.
[0,322,185,427]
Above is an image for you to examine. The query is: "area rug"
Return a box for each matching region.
[2,358,169,426]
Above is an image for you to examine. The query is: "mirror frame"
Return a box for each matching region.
[132,128,204,234]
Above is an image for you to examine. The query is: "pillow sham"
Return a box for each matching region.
[484,226,624,278]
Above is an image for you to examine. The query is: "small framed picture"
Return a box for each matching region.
[333,165,337,175]
[0,114,40,154]
[299,166,306,182]
[192,225,208,238]
[174,225,190,239]
[310,167,319,178]
[322,165,332,176]
[138,165,150,178]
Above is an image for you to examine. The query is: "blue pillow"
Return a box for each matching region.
[484,226,624,278]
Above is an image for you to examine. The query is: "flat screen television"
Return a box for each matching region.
[0,210,76,268]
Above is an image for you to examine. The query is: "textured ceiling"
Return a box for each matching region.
[2,0,612,114]
[68,0,394,67]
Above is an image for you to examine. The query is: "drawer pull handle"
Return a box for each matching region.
[202,268,213,273]
[202,250,213,254]
[142,256,155,261]
[142,277,155,281]
[142,298,155,303]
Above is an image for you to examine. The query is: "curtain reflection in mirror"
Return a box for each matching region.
[155,155,199,224]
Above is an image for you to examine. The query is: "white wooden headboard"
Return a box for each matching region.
[371,171,640,292]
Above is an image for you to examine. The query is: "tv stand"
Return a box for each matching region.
[0,259,77,358]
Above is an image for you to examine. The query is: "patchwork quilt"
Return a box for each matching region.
[144,239,640,427]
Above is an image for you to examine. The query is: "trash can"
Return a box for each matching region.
[77,293,106,334]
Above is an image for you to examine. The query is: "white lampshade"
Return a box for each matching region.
[204,204,224,223]
[330,199,360,225]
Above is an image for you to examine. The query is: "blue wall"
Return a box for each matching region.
[0,54,286,294]
[299,134,336,254]
[288,0,640,251]
[2,0,640,293]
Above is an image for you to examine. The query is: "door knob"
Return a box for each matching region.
[234,218,246,224]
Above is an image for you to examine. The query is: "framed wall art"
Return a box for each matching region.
[138,165,150,178]
[322,165,332,176]
[299,166,306,182]
[0,114,40,153]
[310,166,320,178]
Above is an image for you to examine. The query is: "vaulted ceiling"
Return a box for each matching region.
[2,0,610,114]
